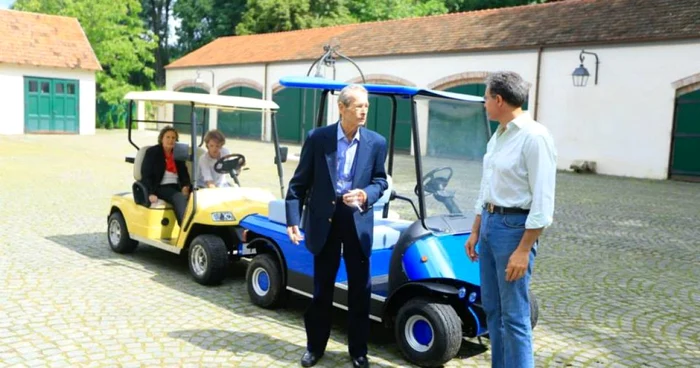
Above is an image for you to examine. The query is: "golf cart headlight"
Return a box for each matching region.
[468,292,478,303]
[211,211,235,222]
[458,287,467,299]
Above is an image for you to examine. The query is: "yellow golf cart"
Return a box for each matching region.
[107,90,286,285]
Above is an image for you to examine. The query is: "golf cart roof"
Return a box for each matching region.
[279,76,484,103]
[124,90,279,112]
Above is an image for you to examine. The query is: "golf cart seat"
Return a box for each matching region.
[132,143,191,208]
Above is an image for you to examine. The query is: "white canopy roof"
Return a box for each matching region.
[124,90,279,111]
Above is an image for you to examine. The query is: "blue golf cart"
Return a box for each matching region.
[239,76,539,367]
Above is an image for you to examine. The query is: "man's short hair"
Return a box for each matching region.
[204,129,226,145]
[485,71,531,108]
[338,84,368,106]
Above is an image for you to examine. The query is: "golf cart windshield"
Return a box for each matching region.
[279,77,488,233]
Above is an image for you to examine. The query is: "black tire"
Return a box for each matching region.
[529,289,539,329]
[395,298,462,367]
[188,234,228,285]
[107,212,138,254]
[246,253,284,308]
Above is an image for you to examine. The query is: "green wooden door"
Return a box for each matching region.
[427,83,529,159]
[25,77,79,133]
[218,86,263,140]
[173,86,208,136]
[445,83,529,135]
[367,95,411,152]
[670,89,700,179]
[273,88,321,143]
[428,84,489,159]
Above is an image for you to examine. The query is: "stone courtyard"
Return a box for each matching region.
[0,130,699,367]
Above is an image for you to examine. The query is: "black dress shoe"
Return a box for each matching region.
[351,355,369,368]
[300,351,323,367]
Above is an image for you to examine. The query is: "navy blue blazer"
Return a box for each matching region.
[285,123,388,258]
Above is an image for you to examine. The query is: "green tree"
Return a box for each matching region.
[172,0,247,58]
[141,0,174,87]
[445,0,546,12]
[347,0,448,22]
[235,0,355,35]
[13,0,156,106]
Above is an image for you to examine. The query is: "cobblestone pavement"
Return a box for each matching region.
[1,130,699,367]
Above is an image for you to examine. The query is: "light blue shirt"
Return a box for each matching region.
[336,123,360,195]
[474,113,558,229]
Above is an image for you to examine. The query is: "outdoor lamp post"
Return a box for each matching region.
[572,50,599,87]
[195,69,216,93]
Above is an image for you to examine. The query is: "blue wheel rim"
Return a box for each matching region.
[405,315,434,352]
[251,267,270,296]
[413,320,433,346]
[258,270,269,292]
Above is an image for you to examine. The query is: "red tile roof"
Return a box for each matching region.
[167,0,700,69]
[0,9,101,71]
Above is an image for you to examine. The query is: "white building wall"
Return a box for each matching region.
[537,41,700,179]
[165,39,700,179]
[0,64,96,135]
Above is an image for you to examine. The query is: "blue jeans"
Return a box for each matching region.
[479,210,537,368]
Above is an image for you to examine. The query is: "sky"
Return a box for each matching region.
[0,0,13,9]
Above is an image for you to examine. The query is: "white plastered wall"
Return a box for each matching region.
[165,39,700,179]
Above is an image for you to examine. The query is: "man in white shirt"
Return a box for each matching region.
[464,71,557,368]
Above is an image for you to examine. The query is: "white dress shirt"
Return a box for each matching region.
[474,112,557,229]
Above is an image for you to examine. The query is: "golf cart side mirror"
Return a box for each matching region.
[274,146,289,164]
[390,190,397,200]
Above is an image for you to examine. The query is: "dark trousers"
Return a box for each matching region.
[304,203,371,358]
[155,184,187,226]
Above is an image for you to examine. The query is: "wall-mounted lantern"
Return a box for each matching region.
[195,69,215,92]
[572,50,600,87]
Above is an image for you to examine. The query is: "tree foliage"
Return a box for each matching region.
[172,0,247,58]
[13,0,156,105]
[141,0,174,87]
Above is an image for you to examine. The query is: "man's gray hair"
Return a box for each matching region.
[338,84,368,106]
[485,71,531,108]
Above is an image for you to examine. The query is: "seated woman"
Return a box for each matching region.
[141,126,192,226]
[196,129,232,189]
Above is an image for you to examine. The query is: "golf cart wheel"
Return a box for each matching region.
[188,235,228,286]
[395,298,462,367]
[530,289,539,329]
[246,253,283,308]
[107,212,138,254]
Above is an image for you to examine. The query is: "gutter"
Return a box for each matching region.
[533,46,543,121]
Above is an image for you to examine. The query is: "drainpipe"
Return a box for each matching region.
[533,46,543,121]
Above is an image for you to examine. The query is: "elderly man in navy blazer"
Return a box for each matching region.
[285,84,388,368]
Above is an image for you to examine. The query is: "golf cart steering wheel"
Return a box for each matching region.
[214,153,246,175]
[415,167,453,197]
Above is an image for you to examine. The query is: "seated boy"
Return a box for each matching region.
[196,129,232,188]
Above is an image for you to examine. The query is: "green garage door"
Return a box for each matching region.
[218,86,263,140]
[273,88,321,143]
[173,86,208,135]
[670,89,700,180]
[427,83,529,159]
[367,95,411,152]
[25,77,78,133]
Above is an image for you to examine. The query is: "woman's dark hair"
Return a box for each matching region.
[157,126,179,145]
